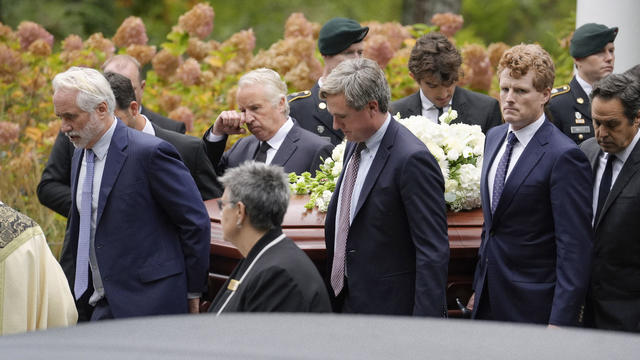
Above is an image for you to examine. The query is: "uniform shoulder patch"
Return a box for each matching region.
[551,84,570,98]
[287,90,312,102]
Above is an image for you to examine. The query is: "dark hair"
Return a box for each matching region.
[591,73,640,124]
[623,64,640,81]
[408,32,462,85]
[104,71,136,111]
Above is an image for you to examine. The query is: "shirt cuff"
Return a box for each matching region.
[187,292,201,299]
[205,128,226,142]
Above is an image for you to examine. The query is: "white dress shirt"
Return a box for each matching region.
[420,89,451,123]
[575,73,593,98]
[487,114,546,209]
[75,118,116,305]
[592,129,640,219]
[140,114,155,136]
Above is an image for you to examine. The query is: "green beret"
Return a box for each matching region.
[570,23,618,58]
[318,18,369,56]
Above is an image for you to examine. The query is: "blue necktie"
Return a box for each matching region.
[595,154,615,224]
[74,149,94,299]
[491,132,518,214]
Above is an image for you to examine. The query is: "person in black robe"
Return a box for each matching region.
[208,162,331,314]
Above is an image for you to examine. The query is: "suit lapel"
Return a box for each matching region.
[271,126,298,167]
[352,119,395,219]
[70,147,83,217]
[596,139,640,227]
[96,121,128,226]
[492,121,550,222]
[451,87,467,125]
[571,77,591,120]
[481,124,507,225]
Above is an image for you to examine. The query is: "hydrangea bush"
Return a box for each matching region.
[0,2,574,254]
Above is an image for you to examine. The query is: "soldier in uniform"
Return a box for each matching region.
[288,18,369,146]
[549,23,618,144]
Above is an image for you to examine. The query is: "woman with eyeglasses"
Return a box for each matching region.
[208,161,331,314]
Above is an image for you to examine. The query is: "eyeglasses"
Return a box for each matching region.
[216,199,235,211]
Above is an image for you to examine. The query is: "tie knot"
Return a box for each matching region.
[259,141,271,151]
[85,149,95,163]
[355,142,367,154]
[605,153,616,165]
[507,132,518,146]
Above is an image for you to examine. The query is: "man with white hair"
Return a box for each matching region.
[54,67,210,321]
[203,68,332,175]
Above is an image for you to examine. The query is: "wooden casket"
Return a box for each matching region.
[204,195,481,317]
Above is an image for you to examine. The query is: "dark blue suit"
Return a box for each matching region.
[60,119,210,318]
[472,120,593,326]
[324,117,449,316]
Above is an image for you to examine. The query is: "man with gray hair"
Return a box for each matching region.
[54,67,210,321]
[203,68,332,175]
[580,73,640,332]
[208,161,330,313]
[321,58,449,316]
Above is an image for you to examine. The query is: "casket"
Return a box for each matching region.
[204,195,481,317]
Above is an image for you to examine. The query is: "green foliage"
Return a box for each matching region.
[162,29,190,56]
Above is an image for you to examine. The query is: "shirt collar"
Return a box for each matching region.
[364,113,391,151]
[140,114,155,136]
[508,113,546,148]
[611,128,640,164]
[265,117,294,151]
[90,117,117,161]
[419,88,452,111]
[575,73,593,98]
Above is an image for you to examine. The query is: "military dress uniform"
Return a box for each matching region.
[548,76,592,145]
[288,83,343,146]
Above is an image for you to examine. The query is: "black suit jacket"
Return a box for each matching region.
[37,131,76,217]
[548,76,593,145]
[203,122,333,175]
[288,83,344,145]
[390,87,502,134]
[209,229,331,314]
[141,105,186,134]
[581,137,640,332]
[152,124,222,200]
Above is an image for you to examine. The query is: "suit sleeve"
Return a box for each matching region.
[192,140,223,200]
[309,142,333,174]
[548,147,593,325]
[202,128,229,175]
[401,150,450,317]
[37,132,73,217]
[148,141,211,294]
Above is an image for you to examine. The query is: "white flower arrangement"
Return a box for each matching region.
[289,109,484,212]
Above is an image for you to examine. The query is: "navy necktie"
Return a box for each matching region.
[74,149,94,299]
[435,106,443,123]
[331,142,366,296]
[491,132,518,214]
[254,141,270,163]
[595,154,615,223]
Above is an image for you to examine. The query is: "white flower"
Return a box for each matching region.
[322,190,333,203]
[291,111,485,212]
